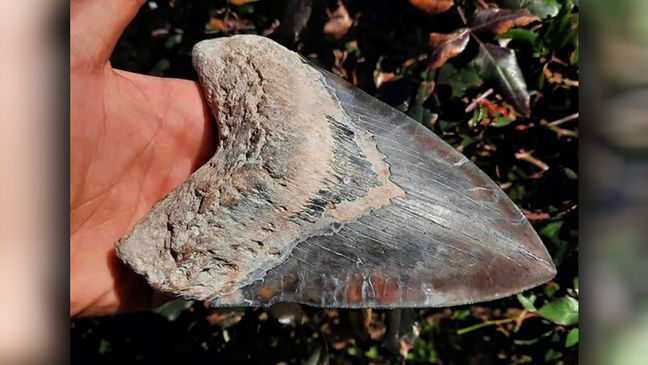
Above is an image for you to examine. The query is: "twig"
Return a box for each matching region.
[401,54,428,69]
[465,88,494,113]
[476,0,489,9]
[549,126,579,138]
[457,310,535,335]
[514,311,536,332]
[523,211,550,222]
[556,204,578,218]
[547,112,579,127]
[456,6,468,26]
[515,150,549,171]
[457,318,514,335]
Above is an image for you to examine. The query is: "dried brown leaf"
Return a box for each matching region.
[323,2,353,40]
[207,310,243,328]
[523,211,551,221]
[473,8,540,35]
[373,71,397,88]
[227,0,261,5]
[428,28,470,69]
[399,338,415,358]
[409,0,455,15]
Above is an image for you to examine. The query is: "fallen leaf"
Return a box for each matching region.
[409,0,454,15]
[565,328,579,347]
[428,28,470,69]
[373,71,397,88]
[305,346,322,365]
[517,293,538,312]
[228,0,261,5]
[501,0,561,19]
[543,67,579,87]
[206,18,228,32]
[478,98,513,119]
[153,299,192,321]
[500,28,539,46]
[408,80,436,123]
[323,1,353,40]
[399,338,415,358]
[537,296,579,326]
[473,8,539,35]
[438,62,483,99]
[207,310,243,328]
[523,211,550,221]
[368,321,386,340]
[475,43,531,116]
[332,48,348,78]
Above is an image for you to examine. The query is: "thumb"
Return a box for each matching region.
[71,0,146,68]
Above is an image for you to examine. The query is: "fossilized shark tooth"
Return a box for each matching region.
[116,35,556,308]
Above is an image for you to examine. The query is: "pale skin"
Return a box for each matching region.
[71,0,217,316]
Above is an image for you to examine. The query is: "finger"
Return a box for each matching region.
[71,0,146,68]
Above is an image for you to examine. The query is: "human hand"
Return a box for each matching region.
[71,0,216,317]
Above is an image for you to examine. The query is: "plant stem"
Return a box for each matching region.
[457,318,515,335]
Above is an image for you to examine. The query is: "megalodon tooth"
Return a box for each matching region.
[116,35,556,308]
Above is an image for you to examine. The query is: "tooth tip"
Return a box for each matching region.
[526,230,557,279]
[513,226,558,289]
[538,257,558,282]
